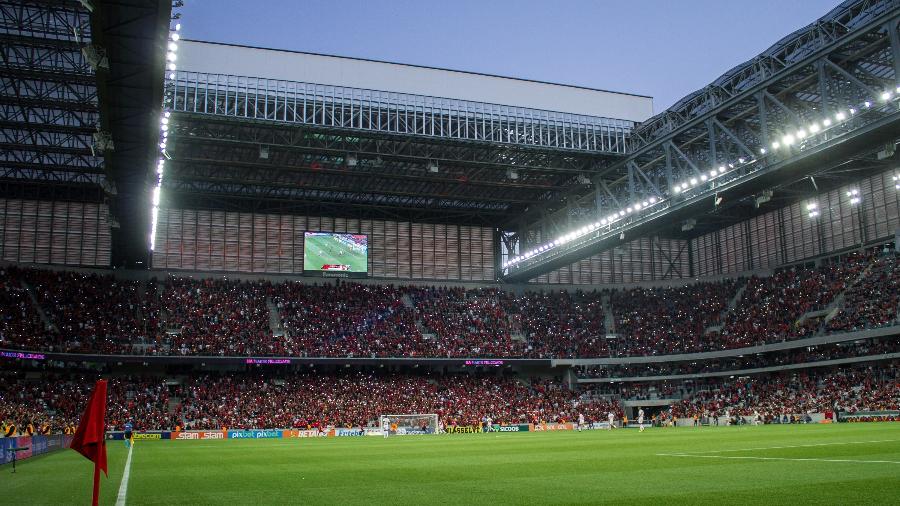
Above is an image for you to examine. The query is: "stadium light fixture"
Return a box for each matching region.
[835,111,846,121]
[808,123,820,133]
[822,118,831,127]
[806,202,819,218]
[771,141,780,149]
[892,174,899,190]
[759,148,766,154]
[847,189,861,205]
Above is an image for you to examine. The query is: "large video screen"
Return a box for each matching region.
[303,232,368,275]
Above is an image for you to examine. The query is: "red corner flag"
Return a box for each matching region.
[71,379,108,506]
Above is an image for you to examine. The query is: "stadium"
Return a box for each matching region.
[1,0,900,504]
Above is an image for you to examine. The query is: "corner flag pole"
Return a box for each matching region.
[70,379,109,506]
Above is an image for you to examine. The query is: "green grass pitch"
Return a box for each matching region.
[303,234,367,273]
[4,424,900,505]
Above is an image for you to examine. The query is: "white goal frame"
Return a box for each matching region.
[379,413,439,435]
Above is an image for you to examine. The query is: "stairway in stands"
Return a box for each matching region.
[705,278,748,335]
[19,279,55,333]
[266,297,285,336]
[601,292,616,335]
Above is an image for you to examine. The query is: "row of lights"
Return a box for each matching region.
[503,196,660,268]
[505,85,900,271]
[150,17,183,251]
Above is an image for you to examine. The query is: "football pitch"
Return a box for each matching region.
[4,424,899,505]
[303,234,367,272]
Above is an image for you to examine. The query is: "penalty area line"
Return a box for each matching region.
[655,453,900,465]
[115,443,134,506]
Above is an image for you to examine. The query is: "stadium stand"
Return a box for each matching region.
[576,338,900,378]
[1,368,620,431]
[668,363,900,419]
[1,250,898,359]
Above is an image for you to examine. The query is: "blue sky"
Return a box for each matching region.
[180,0,841,114]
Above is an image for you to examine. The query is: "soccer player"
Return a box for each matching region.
[123,420,134,448]
[381,416,390,439]
[607,411,615,430]
[638,408,645,433]
[577,413,585,432]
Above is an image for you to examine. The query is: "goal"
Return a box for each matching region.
[379,414,439,435]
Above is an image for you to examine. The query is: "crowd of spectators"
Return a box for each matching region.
[1,369,620,431]
[21,269,150,354]
[176,372,621,429]
[1,250,898,359]
[609,280,740,356]
[716,253,870,349]
[576,338,900,379]
[669,363,899,419]
[0,267,50,351]
[161,277,273,356]
[827,254,900,333]
[0,369,174,433]
[6,362,894,433]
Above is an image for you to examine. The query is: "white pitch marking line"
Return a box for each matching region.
[671,438,900,455]
[655,453,900,465]
[115,443,134,506]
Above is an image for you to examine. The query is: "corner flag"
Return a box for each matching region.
[70,379,108,506]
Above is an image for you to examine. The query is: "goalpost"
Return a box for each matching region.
[379,414,439,436]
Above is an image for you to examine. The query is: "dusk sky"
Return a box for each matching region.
[180,0,841,114]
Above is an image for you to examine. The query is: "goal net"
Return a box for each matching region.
[379,414,439,435]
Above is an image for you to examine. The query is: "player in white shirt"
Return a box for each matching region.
[607,411,615,430]
[381,416,390,438]
[753,410,761,426]
[577,413,585,432]
[638,408,645,432]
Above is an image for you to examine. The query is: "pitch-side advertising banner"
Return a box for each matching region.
[333,428,365,437]
[171,430,226,440]
[446,425,483,434]
[282,429,334,438]
[485,424,531,432]
[0,435,71,465]
[532,423,574,431]
[106,431,171,440]
[228,430,282,439]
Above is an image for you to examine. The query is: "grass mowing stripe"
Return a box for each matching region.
[673,438,900,454]
[115,444,133,506]
[656,453,900,464]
